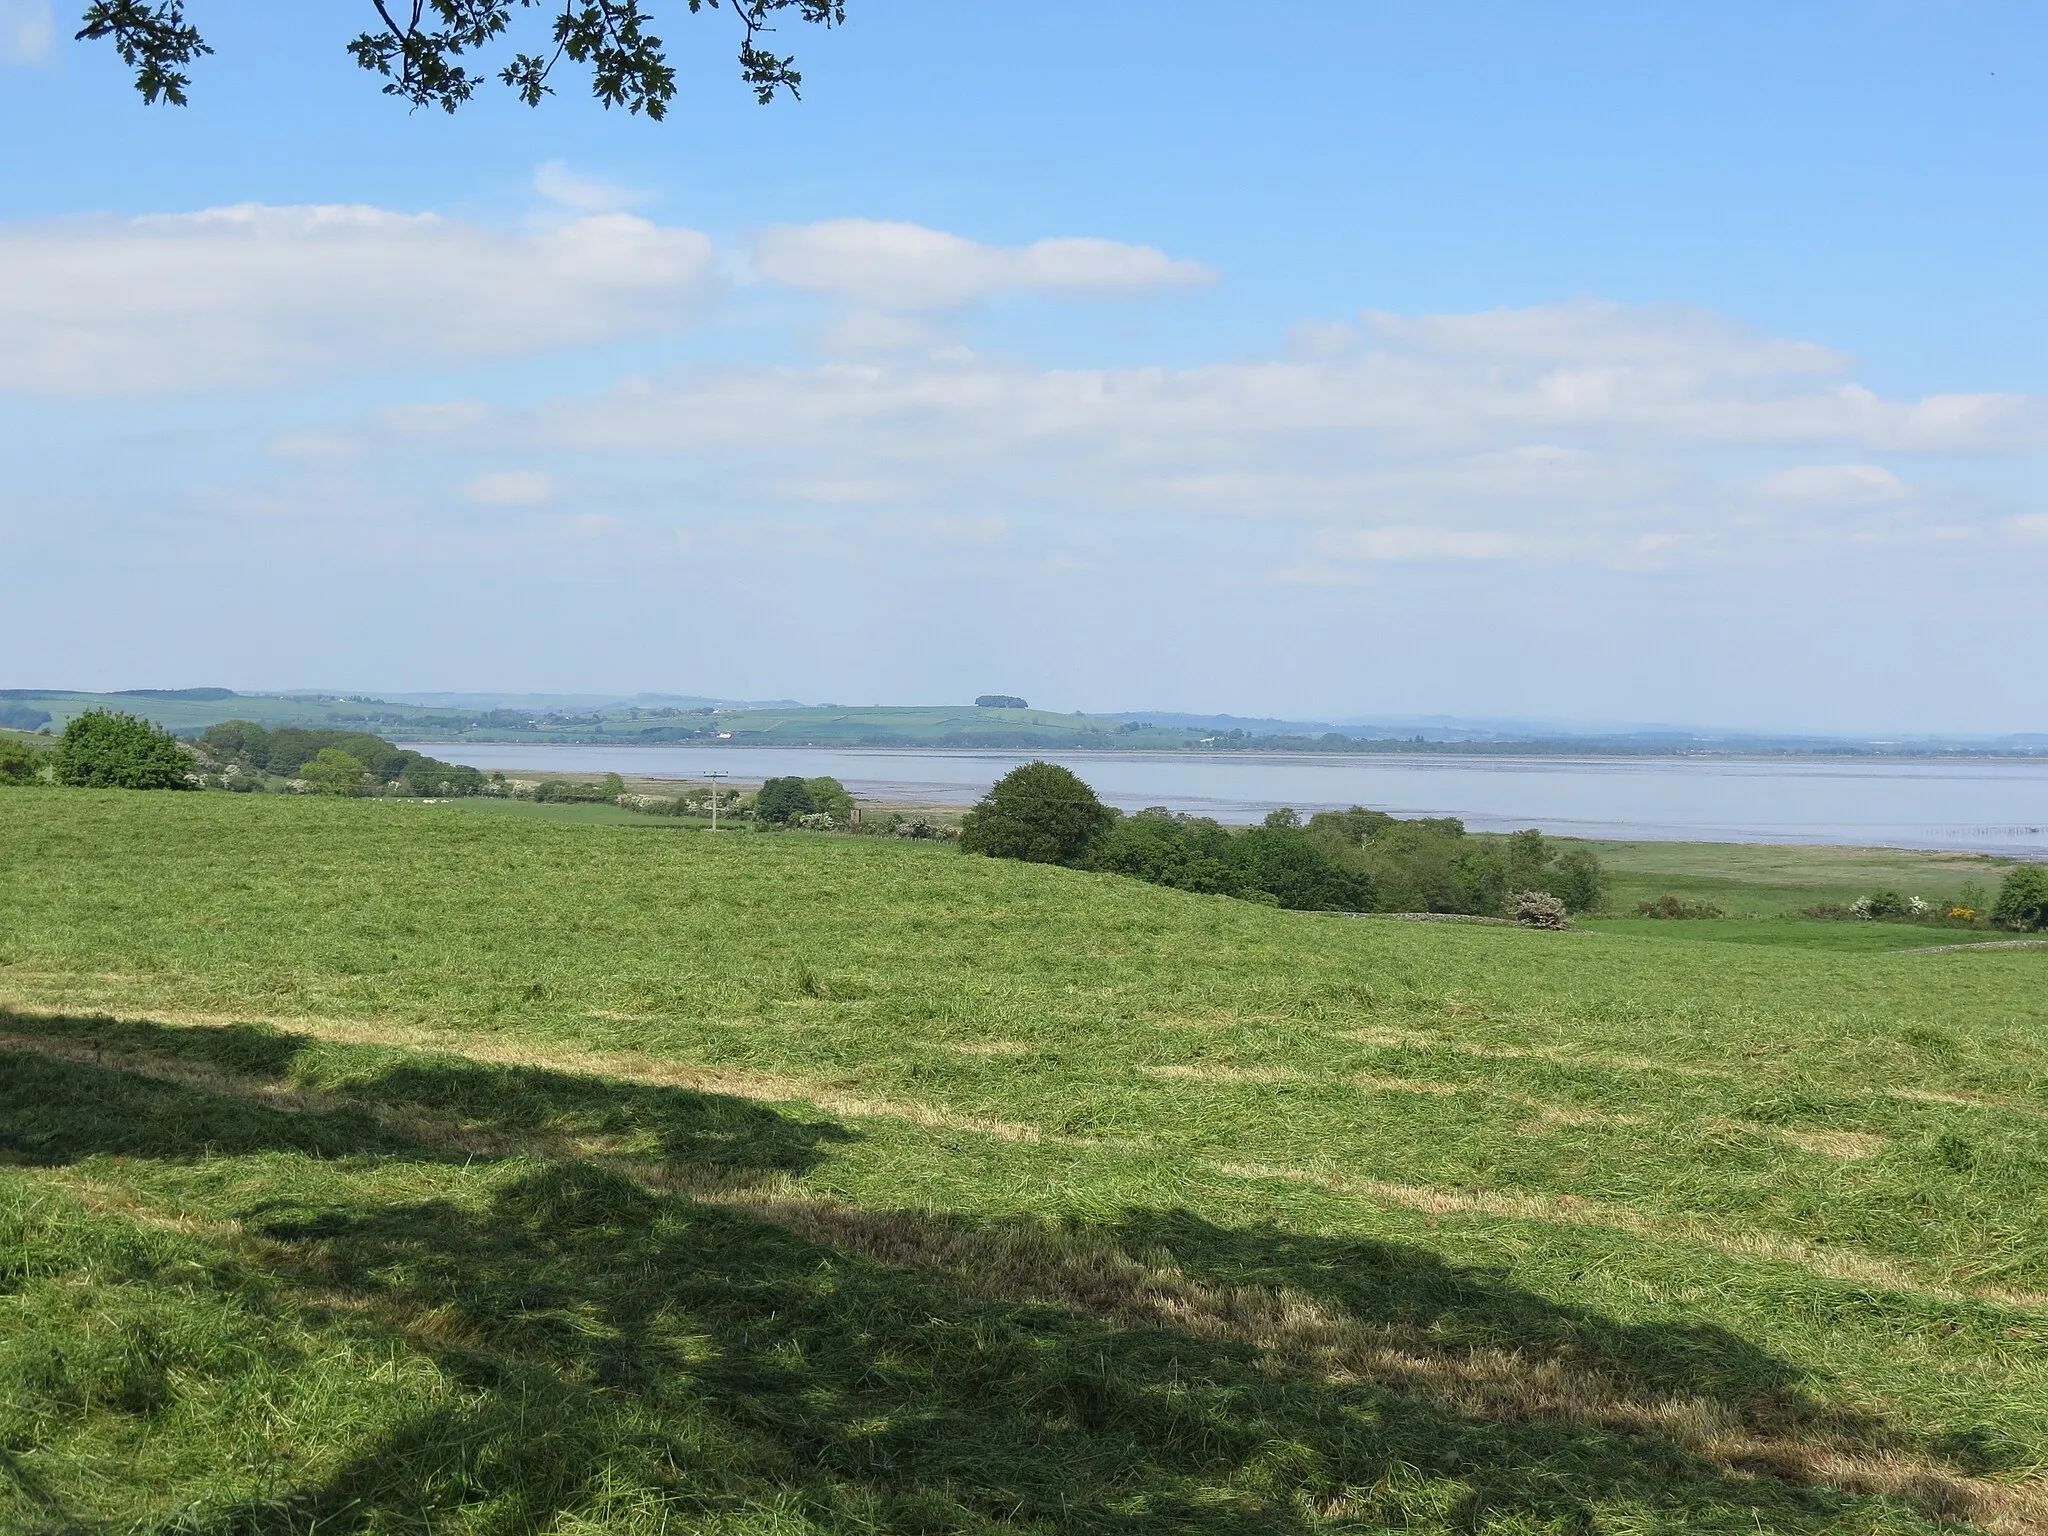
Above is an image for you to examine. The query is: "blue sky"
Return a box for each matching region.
[2,1,2044,731]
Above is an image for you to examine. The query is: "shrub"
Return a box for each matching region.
[1228,824,1375,911]
[1509,890,1570,929]
[1547,848,1608,913]
[298,749,369,796]
[1634,895,1723,919]
[52,710,193,790]
[0,737,44,786]
[1092,811,1241,896]
[1992,866,2048,932]
[804,777,855,822]
[795,811,839,831]
[1853,891,1909,919]
[893,815,951,840]
[534,774,625,804]
[617,793,682,815]
[755,776,816,824]
[958,762,1115,866]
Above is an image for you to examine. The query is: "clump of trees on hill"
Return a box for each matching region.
[958,761,1606,917]
[197,721,489,796]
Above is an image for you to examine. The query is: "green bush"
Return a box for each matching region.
[298,749,369,797]
[1227,823,1375,911]
[1092,811,1241,895]
[1993,866,2048,932]
[804,776,854,822]
[52,710,193,790]
[1300,810,1609,918]
[1092,808,1373,911]
[534,774,625,804]
[756,776,816,824]
[0,737,43,786]
[959,762,1115,866]
[1547,847,1608,913]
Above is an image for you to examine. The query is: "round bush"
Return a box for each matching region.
[52,710,193,790]
[958,762,1115,866]
[1993,866,2048,932]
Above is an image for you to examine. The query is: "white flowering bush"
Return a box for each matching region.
[1509,890,1570,929]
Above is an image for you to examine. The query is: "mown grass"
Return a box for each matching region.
[3,791,2047,1534]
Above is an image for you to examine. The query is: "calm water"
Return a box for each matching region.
[414,744,2048,855]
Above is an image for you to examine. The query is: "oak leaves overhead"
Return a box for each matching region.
[75,0,843,115]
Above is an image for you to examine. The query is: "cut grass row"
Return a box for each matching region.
[2,791,2046,1532]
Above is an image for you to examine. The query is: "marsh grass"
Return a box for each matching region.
[3,793,2047,1532]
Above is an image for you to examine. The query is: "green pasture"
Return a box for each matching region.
[2,792,2046,1534]
[1573,838,2018,919]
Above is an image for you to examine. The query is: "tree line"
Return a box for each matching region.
[955,761,1606,917]
[0,711,492,796]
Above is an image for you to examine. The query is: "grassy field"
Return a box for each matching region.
[3,792,2047,1534]
[1574,839,2018,919]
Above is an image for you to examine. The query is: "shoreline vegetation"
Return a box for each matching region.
[5,687,2045,758]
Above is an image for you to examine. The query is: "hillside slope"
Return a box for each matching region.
[2,793,2045,1533]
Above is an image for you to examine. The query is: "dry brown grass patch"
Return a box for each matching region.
[1890,1086,2048,1120]
[1350,1074,1467,1097]
[1340,1027,1739,1081]
[1762,1127,1886,1160]
[1143,1063,1308,1084]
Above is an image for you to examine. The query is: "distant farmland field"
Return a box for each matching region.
[3,791,2046,1533]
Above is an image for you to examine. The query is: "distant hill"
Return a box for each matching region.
[2,689,2040,756]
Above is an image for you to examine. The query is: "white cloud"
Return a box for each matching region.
[511,300,2048,494]
[1364,299,1846,376]
[1756,463,1910,505]
[0,204,716,394]
[1316,526,1526,561]
[532,160,652,214]
[0,0,53,63]
[461,470,558,506]
[358,297,2034,577]
[751,219,1216,310]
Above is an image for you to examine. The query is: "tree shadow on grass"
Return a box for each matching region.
[0,1014,2005,1535]
[0,1008,849,1176]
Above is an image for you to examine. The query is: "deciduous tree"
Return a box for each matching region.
[78,0,843,114]
[959,762,1114,867]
